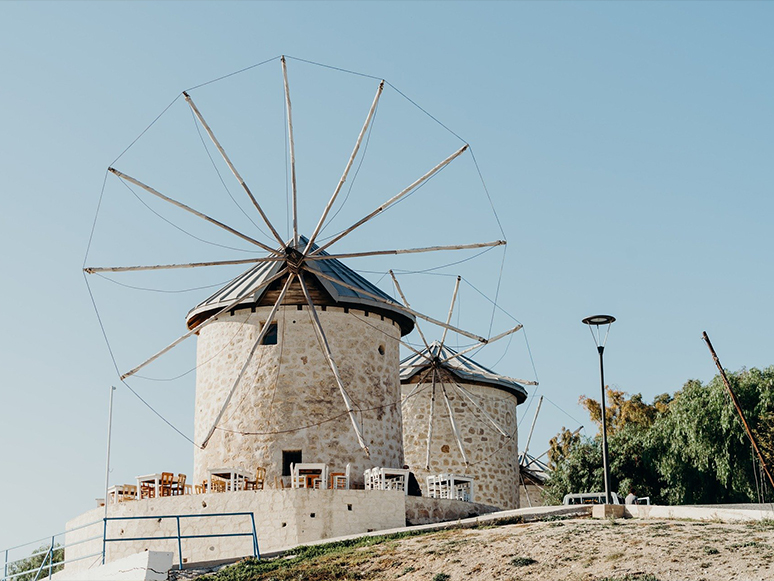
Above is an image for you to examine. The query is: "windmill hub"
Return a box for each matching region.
[284,246,305,273]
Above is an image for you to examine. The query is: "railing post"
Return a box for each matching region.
[102,518,107,565]
[249,513,259,559]
[176,517,183,570]
[48,536,55,580]
[4,548,8,581]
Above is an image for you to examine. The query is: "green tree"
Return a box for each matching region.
[6,544,64,581]
[544,366,774,505]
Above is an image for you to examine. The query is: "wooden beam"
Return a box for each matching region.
[440,276,461,346]
[85,256,281,274]
[281,56,299,248]
[389,270,431,352]
[183,92,286,247]
[109,168,282,256]
[200,273,295,449]
[306,240,506,261]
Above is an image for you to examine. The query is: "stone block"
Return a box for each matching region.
[591,504,626,519]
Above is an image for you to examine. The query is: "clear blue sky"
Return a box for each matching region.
[1,1,773,549]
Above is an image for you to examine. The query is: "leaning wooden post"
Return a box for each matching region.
[702,331,774,490]
[281,56,299,248]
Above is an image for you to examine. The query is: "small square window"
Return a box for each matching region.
[261,322,278,345]
[282,450,302,476]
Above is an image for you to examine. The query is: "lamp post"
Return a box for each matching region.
[582,315,616,505]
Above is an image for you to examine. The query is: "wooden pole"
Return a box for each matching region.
[441,380,468,466]
[425,369,437,470]
[304,80,385,254]
[120,267,289,380]
[183,92,286,247]
[521,396,543,466]
[306,240,506,261]
[440,324,524,363]
[309,267,487,343]
[109,168,282,256]
[451,381,510,438]
[440,276,461,346]
[85,256,281,274]
[298,274,370,456]
[281,56,298,248]
[200,273,295,449]
[311,144,469,255]
[389,270,431,351]
[702,331,774,490]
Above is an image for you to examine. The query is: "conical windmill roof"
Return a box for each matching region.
[400,341,528,403]
[186,235,415,335]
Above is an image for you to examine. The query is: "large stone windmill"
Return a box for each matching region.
[84,57,507,486]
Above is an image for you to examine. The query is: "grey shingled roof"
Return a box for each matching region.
[186,236,414,333]
[400,341,528,403]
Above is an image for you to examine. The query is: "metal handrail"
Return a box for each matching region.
[2,520,102,581]
[103,512,259,570]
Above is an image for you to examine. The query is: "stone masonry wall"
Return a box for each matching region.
[193,305,404,488]
[401,381,520,510]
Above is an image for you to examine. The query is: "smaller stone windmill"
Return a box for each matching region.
[393,274,535,510]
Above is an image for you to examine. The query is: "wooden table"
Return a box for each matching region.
[208,467,252,492]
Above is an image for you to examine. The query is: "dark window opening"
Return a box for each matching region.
[282,450,302,476]
[261,322,278,345]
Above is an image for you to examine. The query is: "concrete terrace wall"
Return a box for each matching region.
[401,381,520,509]
[63,489,406,574]
[194,305,403,488]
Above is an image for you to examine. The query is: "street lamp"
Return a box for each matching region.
[582,314,616,505]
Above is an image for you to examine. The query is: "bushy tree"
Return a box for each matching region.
[7,544,64,581]
[544,366,774,505]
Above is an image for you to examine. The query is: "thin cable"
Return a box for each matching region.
[185,56,280,92]
[111,94,182,167]
[94,272,233,294]
[486,244,507,337]
[384,81,467,144]
[468,146,506,239]
[83,170,110,269]
[284,55,382,81]
[318,97,380,236]
[189,105,271,239]
[83,272,198,445]
[118,178,255,253]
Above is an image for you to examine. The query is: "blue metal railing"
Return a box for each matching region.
[2,520,102,581]
[102,512,260,570]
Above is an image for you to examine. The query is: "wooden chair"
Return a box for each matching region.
[211,478,226,493]
[172,473,186,496]
[140,482,156,499]
[194,484,205,495]
[120,484,137,502]
[159,472,174,497]
[330,464,351,490]
[245,467,266,491]
[184,484,192,495]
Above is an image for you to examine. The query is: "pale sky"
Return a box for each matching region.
[1,1,773,550]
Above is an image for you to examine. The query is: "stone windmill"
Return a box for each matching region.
[393,274,535,509]
[84,56,506,487]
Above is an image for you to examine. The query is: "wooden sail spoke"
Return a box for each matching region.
[85,256,281,274]
[440,324,525,364]
[389,270,431,352]
[306,240,505,261]
[108,168,282,256]
[183,92,286,247]
[440,382,468,466]
[310,144,469,255]
[440,276,461,346]
[308,268,486,343]
[304,80,385,254]
[119,267,289,380]
[450,381,511,439]
[426,370,437,470]
[200,273,296,449]
[281,56,299,248]
[298,274,370,456]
